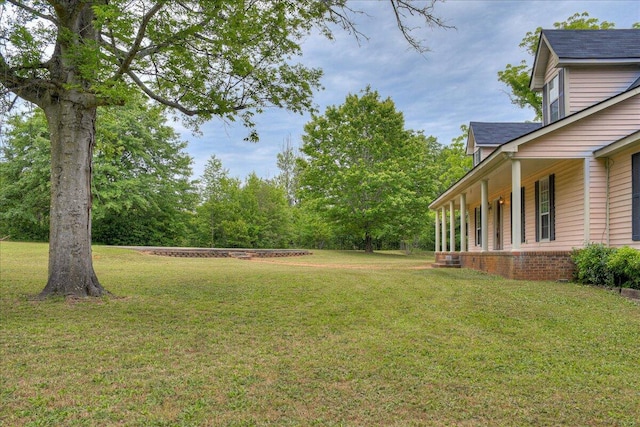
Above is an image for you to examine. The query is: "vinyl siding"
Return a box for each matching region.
[520,161,585,251]
[516,96,640,158]
[608,145,640,248]
[567,66,640,114]
[588,158,608,243]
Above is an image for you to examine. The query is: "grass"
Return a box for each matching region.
[1,241,639,426]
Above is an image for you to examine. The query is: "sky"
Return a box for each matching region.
[180,0,640,180]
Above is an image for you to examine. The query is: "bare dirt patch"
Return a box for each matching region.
[249,259,432,270]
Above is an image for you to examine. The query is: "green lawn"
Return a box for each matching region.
[1,242,639,426]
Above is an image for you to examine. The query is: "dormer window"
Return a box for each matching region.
[548,75,560,122]
[474,149,481,166]
[543,70,564,125]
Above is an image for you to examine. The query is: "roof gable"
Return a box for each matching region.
[469,122,542,146]
[531,29,640,90]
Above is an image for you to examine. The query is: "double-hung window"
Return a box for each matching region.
[474,149,482,167]
[539,177,550,240]
[535,174,555,242]
[543,70,564,125]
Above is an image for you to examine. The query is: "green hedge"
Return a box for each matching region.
[571,244,640,289]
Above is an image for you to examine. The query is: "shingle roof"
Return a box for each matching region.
[469,122,542,146]
[629,75,640,90]
[542,29,640,60]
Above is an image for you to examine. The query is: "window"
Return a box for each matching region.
[474,149,481,167]
[548,75,560,122]
[535,175,555,242]
[543,70,564,125]
[633,153,640,241]
[474,207,482,246]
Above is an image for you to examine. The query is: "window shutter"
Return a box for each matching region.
[549,174,556,241]
[558,69,565,119]
[510,192,513,244]
[633,153,640,241]
[521,186,526,243]
[535,180,540,242]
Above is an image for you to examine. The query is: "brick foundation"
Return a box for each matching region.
[435,251,575,281]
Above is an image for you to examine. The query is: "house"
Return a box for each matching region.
[429,29,640,281]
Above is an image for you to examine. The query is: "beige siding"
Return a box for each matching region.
[516,96,640,158]
[480,147,496,162]
[567,66,640,114]
[519,161,585,251]
[588,158,608,242]
[608,145,640,248]
[544,54,559,82]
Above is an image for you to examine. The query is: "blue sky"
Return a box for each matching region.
[181,0,640,180]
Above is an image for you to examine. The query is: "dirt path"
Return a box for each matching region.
[249,258,433,270]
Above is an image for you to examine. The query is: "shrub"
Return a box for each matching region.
[571,243,615,286]
[607,246,640,289]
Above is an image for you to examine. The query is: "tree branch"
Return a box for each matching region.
[6,0,59,25]
[126,69,247,117]
[113,2,165,80]
[390,0,453,54]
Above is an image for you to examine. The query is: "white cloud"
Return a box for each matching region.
[181,0,640,179]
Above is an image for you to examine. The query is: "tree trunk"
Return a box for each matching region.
[364,232,374,253]
[38,94,108,298]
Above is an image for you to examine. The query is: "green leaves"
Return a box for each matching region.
[298,87,434,250]
[0,99,197,246]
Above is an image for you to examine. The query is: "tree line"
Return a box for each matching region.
[1,88,471,252]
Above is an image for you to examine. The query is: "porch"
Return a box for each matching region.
[434,251,575,281]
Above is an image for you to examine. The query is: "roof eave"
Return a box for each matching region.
[530,33,551,91]
[430,87,640,210]
[594,130,640,158]
[557,58,640,66]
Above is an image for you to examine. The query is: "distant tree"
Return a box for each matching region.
[192,155,242,247]
[0,0,449,298]
[298,87,433,253]
[241,174,293,248]
[193,158,292,248]
[0,101,196,245]
[497,12,620,120]
[275,135,300,206]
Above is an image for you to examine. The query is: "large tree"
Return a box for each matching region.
[297,87,434,253]
[0,1,448,298]
[497,12,620,121]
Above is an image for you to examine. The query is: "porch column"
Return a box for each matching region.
[441,206,447,252]
[481,179,489,252]
[460,193,467,252]
[449,200,455,252]
[434,210,440,252]
[511,159,522,250]
[584,158,591,244]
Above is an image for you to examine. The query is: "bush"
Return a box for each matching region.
[571,243,615,286]
[607,246,640,289]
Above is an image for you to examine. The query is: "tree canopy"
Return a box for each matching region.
[297,87,435,253]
